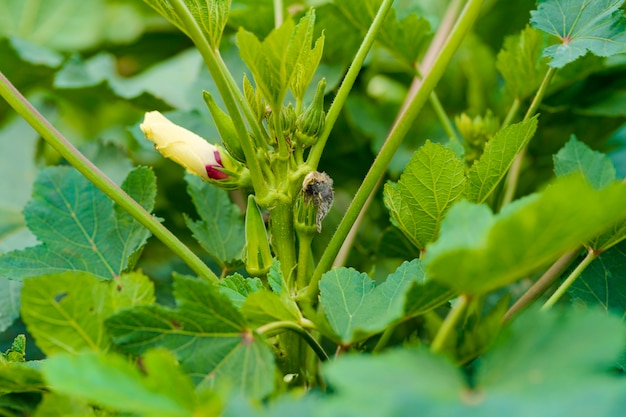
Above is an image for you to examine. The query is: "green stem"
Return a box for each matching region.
[269,201,297,286]
[169,0,269,199]
[372,323,396,353]
[305,0,485,302]
[501,67,557,207]
[296,232,315,290]
[541,248,598,311]
[501,97,521,129]
[257,321,329,362]
[430,295,470,354]
[0,72,219,283]
[429,89,459,145]
[306,0,395,169]
[503,248,580,323]
[273,0,284,27]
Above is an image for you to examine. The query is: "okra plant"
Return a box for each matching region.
[1,0,626,415]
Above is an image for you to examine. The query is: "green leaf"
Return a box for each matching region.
[530,0,626,68]
[33,393,95,417]
[237,10,319,110]
[554,135,616,189]
[425,175,626,294]
[0,363,45,393]
[186,0,230,48]
[218,273,264,309]
[43,350,195,417]
[496,26,550,100]
[21,271,154,355]
[242,290,302,328]
[289,27,324,102]
[106,275,275,399]
[383,141,466,251]
[184,174,245,271]
[466,116,538,203]
[0,166,156,281]
[553,136,626,251]
[569,241,626,316]
[0,37,63,92]
[0,279,22,333]
[319,260,428,344]
[317,308,626,417]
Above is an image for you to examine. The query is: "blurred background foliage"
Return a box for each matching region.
[1,0,626,355]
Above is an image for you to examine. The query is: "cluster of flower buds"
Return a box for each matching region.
[140,111,249,190]
[455,110,500,165]
[294,78,326,147]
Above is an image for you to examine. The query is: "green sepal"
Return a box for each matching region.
[202,90,246,162]
[243,195,273,276]
[294,190,318,236]
[295,78,326,147]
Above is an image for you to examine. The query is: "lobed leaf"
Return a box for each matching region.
[496,26,549,100]
[0,166,156,281]
[184,174,245,271]
[319,260,429,344]
[466,116,538,204]
[531,0,626,68]
[218,273,264,309]
[384,141,466,251]
[21,271,155,355]
[425,175,626,294]
[106,275,275,399]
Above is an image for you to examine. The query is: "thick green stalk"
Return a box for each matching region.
[273,0,284,27]
[305,0,485,302]
[306,0,396,169]
[430,295,470,354]
[168,0,268,199]
[269,200,298,286]
[501,67,557,207]
[0,72,219,283]
[541,248,598,310]
[257,321,329,362]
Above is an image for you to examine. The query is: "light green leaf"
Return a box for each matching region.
[553,136,626,251]
[186,0,231,48]
[0,279,22,333]
[466,116,538,203]
[33,393,95,417]
[43,350,195,417]
[317,308,626,417]
[237,10,319,110]
[496,26,549,100]
[425,175,626,294]
[384,141,466,250]
[242,290,302,328]
[218,273,264,309]
[0,362,45,393]
[21,271,154,355]
[554,135,616,189]
[320,261,428,344]
[184,174,245,271]
[0,167,156,281]
[289,32,324,102]
[531,0,626,68]
[106,275,275,399]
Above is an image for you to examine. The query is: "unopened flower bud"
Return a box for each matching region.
[295,78,326,147]
[280,103,297,138]
[140,111,248,189]
[243,195,273,276]
[202,91,246,162]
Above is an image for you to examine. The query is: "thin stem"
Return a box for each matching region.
[372,323,396,353]
[541,248,598,310]
[429,90,459,145]
[430,295,470,354]
[501,97,521,129]
[501,67,557,208]
[0,72,219,283]
[273,0,284,27]
[305,0,485,303]
[169,0,268,199]
[306,0,396,169]
[257,321,329,362]
[502,248,580,323]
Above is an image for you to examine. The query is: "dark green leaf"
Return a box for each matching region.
[0,167,155,281]
[496,26,549,100]
[43,350,195,417]
[425,175,626,294]
[466,117,538,203]
[320,260,428,344]
[106,275,275,399]
[0,362,45,393]
[384,141,466,251]
[184,174,244,270]
[531,0,626,68]
[0,279,22,333]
